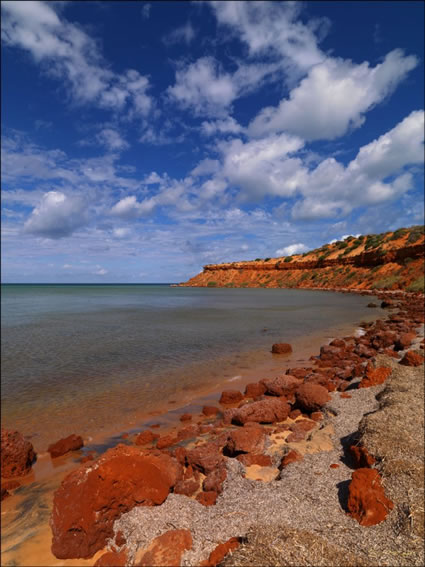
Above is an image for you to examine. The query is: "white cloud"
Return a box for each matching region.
[96,129,129,151]
[163,22,195,46]
[1,2,152,117]
[23,191,88,238]
[113,227,131,238]
[93,266,108,276]
[249,50,418,140]
[201,116,244,137]
[219,133,306,199]
[191,159,221,177]
[276,243,308,256]
[141,3,151,19]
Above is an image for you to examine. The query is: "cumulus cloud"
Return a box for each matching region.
[167,57,279,117]
[276,243,308,256]
[249,50,418,140]
[200,116,244,137]
[23,191,88,238]
[1,1,152,117]
[110,195,154,219]
[219,133,307,199]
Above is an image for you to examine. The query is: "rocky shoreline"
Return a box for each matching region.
[1,289,424,566]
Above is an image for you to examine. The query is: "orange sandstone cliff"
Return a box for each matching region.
[180,226,425,291]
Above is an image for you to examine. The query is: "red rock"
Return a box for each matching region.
[236,453,272,467]
[180,413,192,422]
[347,468,394,526]
[310,411,323,421]
[94,550,127,566]
[174,478,200,496]
[136,529,192,566]
[289,409,302,419]
[135,430,159,445]
[399,350,424,367]
[286,367,311,379]
[173,446,188,465]
[231,398,290,425]
[271,343,292,354]
[260,375,302,397]
[1,428,36,477]
[186,443,223,475]
[225,427,265,455]
[279,450,303,468]
[177,425,200,441]
[1,487,10,500]
[330,464,340,469]
[202,406,219,416]
[80,453,95,464]
[244,382,267,398]
[295,383,330,412]
[329,339,346,348]
[340,392,352,398]
[286,420,315,442]
[394,332,416,351]
[156,434,178,449]
[383,348,400,358]
[200,537,240,567]
[370,331,397,350]
[203,465,227,494]
[121,433,129,439]
[196,491,217,506]
[50,445,182,559]
[48,434,84,459]
[348,445,375,468]
[219,390,244,404]
[358,366,391,388]
[222,409,238,425]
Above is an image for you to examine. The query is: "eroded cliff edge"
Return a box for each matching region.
[180,226,425,291]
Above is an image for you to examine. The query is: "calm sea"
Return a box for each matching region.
[1,284,380,446]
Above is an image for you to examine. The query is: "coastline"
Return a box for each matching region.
[1,288,424,567]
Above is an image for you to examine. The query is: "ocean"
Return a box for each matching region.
[1,284,380,447]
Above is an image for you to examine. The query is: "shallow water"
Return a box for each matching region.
[2,284,381,448]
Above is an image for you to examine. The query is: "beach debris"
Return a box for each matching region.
[399,350,424,366]
[295,383,330,413]
[219,390,243,404]
[271,342,292,354]
[135,529,192,566]
[48,434,84,458]
[347,468,394,526]
[50,444,182,559]
[1,428,36,478]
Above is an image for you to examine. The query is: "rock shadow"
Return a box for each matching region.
[337,479,351,513]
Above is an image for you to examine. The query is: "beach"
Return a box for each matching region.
[1,287,424,566]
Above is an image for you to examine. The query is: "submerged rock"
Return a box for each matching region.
[48,434,84,458]
[271,343,292,354]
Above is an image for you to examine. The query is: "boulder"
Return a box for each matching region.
[219,390,243,405]
[271,343,292,354]
[295,383,330,413]
[135,430,159,445]
[347,468,393,526]
[244,382,267,398]
[174,478,199,496]
[1,428,36,478]
[48,434,84,459]
[50,445,182,559]
[260,375,302,397]
[186,443,224,475]
[225,426,265,455]
[156,434,178,449]
[231,398,290,425]
[399,351,424,367]
[136,529,192,566]
[200,537,241,567]
[348,445,375,468]
[329,338,346,348]
[394,333,416,351]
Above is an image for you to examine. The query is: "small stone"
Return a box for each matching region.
[271,343,292,354]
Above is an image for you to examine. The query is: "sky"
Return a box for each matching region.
[1,1,424,283]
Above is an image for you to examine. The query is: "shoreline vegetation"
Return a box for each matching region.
[1,226,424,567]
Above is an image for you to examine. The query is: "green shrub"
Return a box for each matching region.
[407,231,422,244]
[406,276,424,292]
[207,281,217,287]
[284,256,293,263]
[336,241,348,249]
[371,275,401,290]
[255,258,262,261]
[390,228,408,240]
[225,283,234,287]
[264,258,271,262]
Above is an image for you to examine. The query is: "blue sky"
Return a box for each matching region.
[1,1,424,283]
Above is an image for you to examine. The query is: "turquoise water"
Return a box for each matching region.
[1,284,379,445]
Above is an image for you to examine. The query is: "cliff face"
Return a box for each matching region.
[180,226,425,292]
